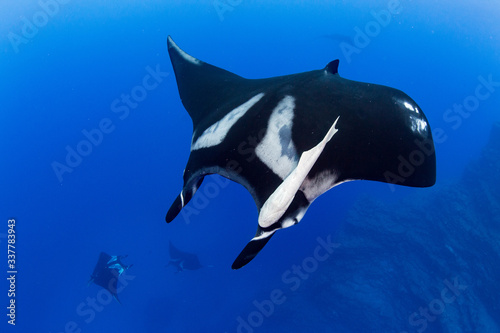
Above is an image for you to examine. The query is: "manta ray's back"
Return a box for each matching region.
[164,36,436,269]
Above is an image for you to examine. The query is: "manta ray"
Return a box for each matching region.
[88,252,132,303]
[164,36,436,269]
[166,241,203,272]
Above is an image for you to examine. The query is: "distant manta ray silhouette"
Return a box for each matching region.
[88,252,133,303]
[166,241,203,272]
[164,36,436,269]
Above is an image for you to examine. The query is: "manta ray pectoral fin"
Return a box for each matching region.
[166,176,205,222]
[167,36,245,125]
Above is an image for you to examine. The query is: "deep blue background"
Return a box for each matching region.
[1,1,499,332]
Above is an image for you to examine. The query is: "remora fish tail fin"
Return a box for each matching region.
[167,36,245,125]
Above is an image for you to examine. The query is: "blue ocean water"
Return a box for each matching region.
[1,1,499,332]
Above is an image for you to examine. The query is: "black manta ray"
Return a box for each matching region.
[164,36,436,269]
[88,252,132,303]
[166,241,202,272]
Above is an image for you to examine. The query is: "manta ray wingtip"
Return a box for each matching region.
[167,35,175,48]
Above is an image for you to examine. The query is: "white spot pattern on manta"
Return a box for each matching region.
[191,93,265,150]
[300,170,339,202]
[255,95,298,179]
[396,97,428,134]
[258,116,340,229]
